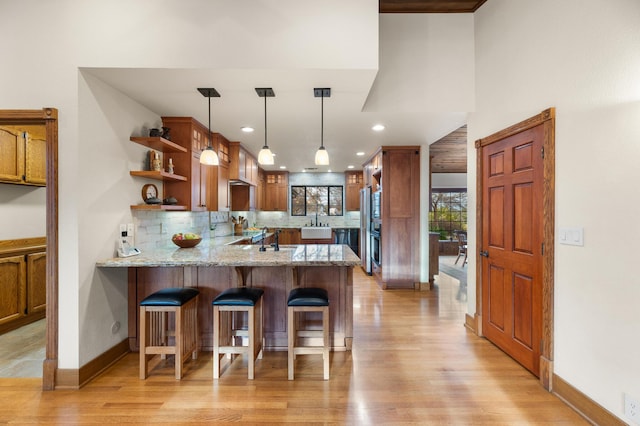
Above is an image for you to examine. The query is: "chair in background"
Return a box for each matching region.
[454,232,468,266]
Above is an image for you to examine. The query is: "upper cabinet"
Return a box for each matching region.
[263,171,288,212]
[0,124,47,186]
[228,141,258,186]
[209,133,230,212]
[345,171,364,211]
[363,149,382,190]
[153,117,211,211]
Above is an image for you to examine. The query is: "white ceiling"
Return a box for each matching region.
[85,67,468,172]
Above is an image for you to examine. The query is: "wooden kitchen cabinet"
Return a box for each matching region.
[256,168,265,210]
[264,171,288,212]
[270,228,300,245]
[0,237,46,335]
[363,147,420,289]
[345,171,364,211]
[363,149,383,190]
[202,133,231,212]
[207,134,231,212]
[160,117,213,211]
[229,141,258,185]
[0,124,47,186]
[382,147,420,289]
[231,185,256,211]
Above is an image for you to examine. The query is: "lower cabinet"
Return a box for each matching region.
[271,228,300,245]
[0,238,46,335]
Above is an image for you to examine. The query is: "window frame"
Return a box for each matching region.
[290,185,344,216]
[429,188,467,240]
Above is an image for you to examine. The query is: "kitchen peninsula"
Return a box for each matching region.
[97,243,359,352]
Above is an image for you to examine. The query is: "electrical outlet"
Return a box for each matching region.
[625,393,640,424]
[119,224,127,237]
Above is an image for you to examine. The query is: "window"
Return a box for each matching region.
[291,186,343,216]
[429,189,467,240]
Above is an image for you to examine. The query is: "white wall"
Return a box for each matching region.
[0,185,46,239]
[468,0,640,421]
[367,14,474,113]
[0,0,378,368]
[431,173,467,189]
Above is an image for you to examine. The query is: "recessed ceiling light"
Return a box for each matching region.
[328,170,332,173]
[241,126,254,133]
[279,165,286,169]
[347,165,355,169]
[356,152,365,156]
[372,124,385,132]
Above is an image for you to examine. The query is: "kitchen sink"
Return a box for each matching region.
[301,226,332,239]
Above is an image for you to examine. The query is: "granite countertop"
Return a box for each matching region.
[96,242,360,268]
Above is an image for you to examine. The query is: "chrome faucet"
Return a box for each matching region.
[259,226,268,252]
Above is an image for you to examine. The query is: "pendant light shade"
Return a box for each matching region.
[315,146,329,166]
[314,88,331,166]
[256,88,275,165]
[197,87,220,166]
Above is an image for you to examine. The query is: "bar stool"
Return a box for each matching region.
[287,287,330,380]
[139,287,199,380]
[212,287,264,380]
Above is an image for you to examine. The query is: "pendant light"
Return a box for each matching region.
[314,88,330,166]
[256,88,275,165]
[197,87,220,166]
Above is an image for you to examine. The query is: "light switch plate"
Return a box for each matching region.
[559,227,584,246]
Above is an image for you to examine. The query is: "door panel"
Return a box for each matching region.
[488,264,505,331]
[482,125,544,377]
[513,183,533,254]
[489,188,504,248]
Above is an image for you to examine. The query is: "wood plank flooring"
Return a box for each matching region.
[0,267,587,424]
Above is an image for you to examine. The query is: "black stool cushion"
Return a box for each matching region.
[288,287,329,307]
[140,287,199,307]
[212,287,264,306]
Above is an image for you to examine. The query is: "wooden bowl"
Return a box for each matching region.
[171,237,202,248]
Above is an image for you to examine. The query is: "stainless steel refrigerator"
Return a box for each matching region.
[360,187,371,275]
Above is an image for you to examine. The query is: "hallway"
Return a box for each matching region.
[0,267,586,424]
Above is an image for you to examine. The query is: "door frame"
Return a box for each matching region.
[0,109,59,390]
[474,108,555,390]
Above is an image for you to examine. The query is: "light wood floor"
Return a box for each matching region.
[0,267,587,424]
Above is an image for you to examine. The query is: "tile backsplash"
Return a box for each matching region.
[132,209,360,251]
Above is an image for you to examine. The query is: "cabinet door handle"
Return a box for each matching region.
[480,250,489,258]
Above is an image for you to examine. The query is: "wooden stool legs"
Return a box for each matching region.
[288,304,330,380]
[212,288,264,380]
[139,293,199,380]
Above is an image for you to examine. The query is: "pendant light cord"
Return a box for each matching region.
[264,94,268,147]
[321,93,324,149]
[208,95,212,148]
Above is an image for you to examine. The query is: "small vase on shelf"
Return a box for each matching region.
[152,151,162,172]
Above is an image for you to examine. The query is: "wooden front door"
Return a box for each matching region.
[481,123,544,377]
